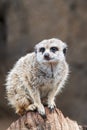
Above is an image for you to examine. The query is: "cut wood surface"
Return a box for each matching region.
[7,107,87,130]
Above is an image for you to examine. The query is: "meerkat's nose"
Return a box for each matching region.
[44,53,50,60]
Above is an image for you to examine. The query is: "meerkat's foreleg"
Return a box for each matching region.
[26,88,46,116]
[47,88,57,111]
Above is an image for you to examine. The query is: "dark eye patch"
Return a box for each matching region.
[63,48,67,55]
[50,47,58,53]
[39,47,45,53]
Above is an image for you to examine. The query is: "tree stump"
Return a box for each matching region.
[6,107,86,130]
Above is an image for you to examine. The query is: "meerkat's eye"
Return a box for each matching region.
[50,47,58,53]
[39,47,45,53]
[63,48,67,55]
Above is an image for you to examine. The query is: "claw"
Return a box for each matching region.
[49,106,55,113]
[41,114,47,119]
[37,104,46,119]
[48,102,56,113]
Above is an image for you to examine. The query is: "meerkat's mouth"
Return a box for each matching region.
[44,58,56,63]
[44,57,54,61]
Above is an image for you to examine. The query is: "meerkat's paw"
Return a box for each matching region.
[48,101,56,112]
[26,104,37,111]
[37,104,46,118]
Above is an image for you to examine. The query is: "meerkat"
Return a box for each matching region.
[6,38,69,117]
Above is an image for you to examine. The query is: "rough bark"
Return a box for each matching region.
[6,107,86,130]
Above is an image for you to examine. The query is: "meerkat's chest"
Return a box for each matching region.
[38,72,56,92]
[38,66,61,84]
[38,76,54,97]
[36,64,63,90]
[41,77,54,86]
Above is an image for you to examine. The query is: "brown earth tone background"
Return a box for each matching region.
[0,0,87,130]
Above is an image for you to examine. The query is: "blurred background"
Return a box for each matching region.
[0,0,87,129]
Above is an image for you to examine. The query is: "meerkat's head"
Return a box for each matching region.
[35,38,67,64]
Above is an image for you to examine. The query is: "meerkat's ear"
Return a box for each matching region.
[63,43,68,55]
[34,45,37,53]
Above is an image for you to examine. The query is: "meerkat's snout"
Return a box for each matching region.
[44,53,50,60]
